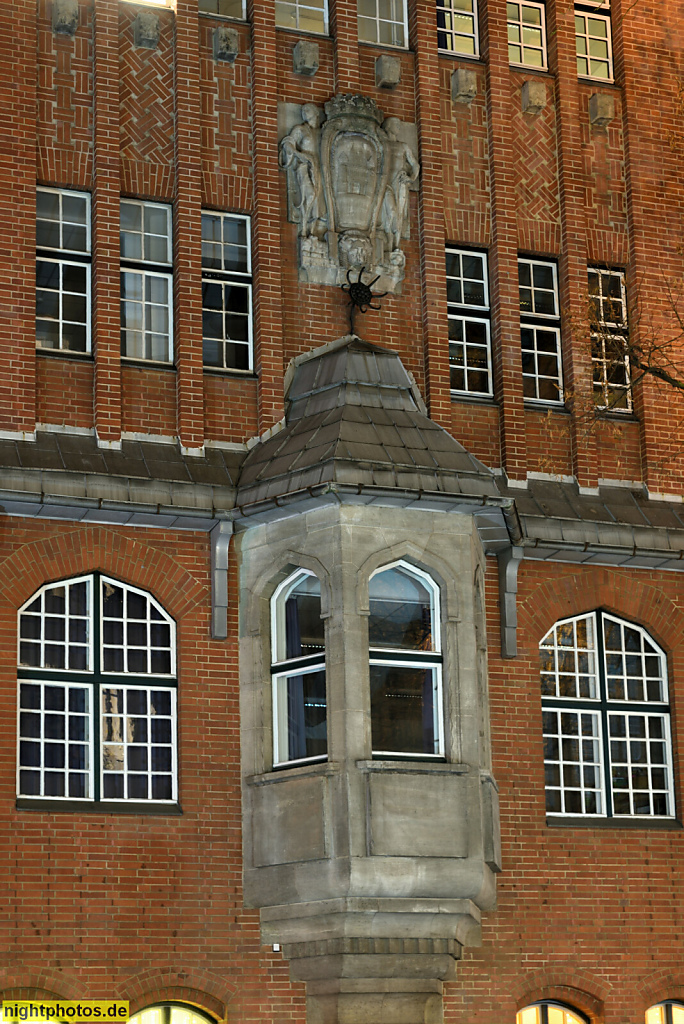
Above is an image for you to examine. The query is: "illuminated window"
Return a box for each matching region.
[517,1004,588,1024]
[437,0,479,57]
[17,574,177,804]
[507,1,547,70]
[276,0,328,34]
[540,611,674,819]
[369,561,443,758]
[130,1008,216,1024]
[646,1004,684,1024]
[271,570,327,767]
[358,0,408,48]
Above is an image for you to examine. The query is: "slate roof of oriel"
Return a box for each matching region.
[236,335,501,507]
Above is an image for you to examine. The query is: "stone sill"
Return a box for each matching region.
[357,760,469,775]
[546,815,682,830]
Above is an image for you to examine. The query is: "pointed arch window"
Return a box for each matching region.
[17,573,177,806]
[369,561,444,758]
[540,611,674,819]
[271,570,327,767]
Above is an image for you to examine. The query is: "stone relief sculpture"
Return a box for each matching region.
[279,94,420,293]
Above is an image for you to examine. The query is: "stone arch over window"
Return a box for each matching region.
[17,573,177,806]
[539,609,674,820]
[270,567,327,767]
[367,559,444,758]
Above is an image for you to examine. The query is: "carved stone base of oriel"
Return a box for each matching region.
[298,236,406,292]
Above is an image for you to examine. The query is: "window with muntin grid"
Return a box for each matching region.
[36,187,91,354]
[276,0,328,33]
[507,0,547,69]
[540,611,674,820]
[647,1005,684,1024]
[358,0,408,48]
[201,211,253,373]
[17,574,177,806]
[446,248,492,397]
[198,0,246,16]
[120,199,173,363]
[519,257,563,403]
[575,7,613,80]
[589,267,631,411]
[437,0,479,58]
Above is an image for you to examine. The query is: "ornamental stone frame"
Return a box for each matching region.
[278,94,420,294]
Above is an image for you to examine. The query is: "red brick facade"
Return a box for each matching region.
[2,1,684,1022]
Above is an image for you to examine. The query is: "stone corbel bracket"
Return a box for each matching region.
[211,520,234,639]
[52,0,79,36]
[497,545,523,658]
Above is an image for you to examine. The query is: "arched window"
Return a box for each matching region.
[647,1004,684,1024]
[368,560,443,758]
[130,1006,216,1024]
[271,569,326,767]
[540,611,673,818]
[517,1003,588,1024]
[17,573,177,805]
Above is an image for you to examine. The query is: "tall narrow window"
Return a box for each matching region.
[507,1,547,69]
[271,570,327,767]
[17,574,177,805]
[275,0,328,33]
[120,199,173,363]
[589,266,630,411]
[519,256,563,404]
[369,562,443,758]
[358,0,408,47]
[201,211,253,372]
[36,187,91,354]
[540,611,674,819]
[575,5,613,80]
[446,248,492,397]
[437,0,479,57]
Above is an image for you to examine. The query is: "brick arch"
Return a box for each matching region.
[0,966,83,1000]
[518,566,684,658]
[636,967,684,1015]
[117,969,237,1022]
[0,525,207,624]
[513,965,609,1023]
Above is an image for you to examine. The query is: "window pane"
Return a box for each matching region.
[371,664,439,754]
[369,566,434,650]
[275,669,327,763]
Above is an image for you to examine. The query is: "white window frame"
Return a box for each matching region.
[446,247,492,398]
[521,324,564,403]
[120,199,173,364]
[271,569,327,769]
[589,266,631,412]
[198,0,247,16]
[517,1003,589,1024]
[540,611,675,820]
[36,187,91,355]
[275,0,329,34]
[436,0,479,58]
[17,574,178,805]
[201,210,253,373]
[120,199,172,267]
[358,0,409,48]
[575,8,613,81]
[368,560,444,759]
[519,256,563,405]
[519,257,559,319]
[507,0,548,71]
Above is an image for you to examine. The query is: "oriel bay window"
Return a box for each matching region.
[271,570,327,767]
[17,574,177,805]
[369,561,443,758]
[540,611,674,819]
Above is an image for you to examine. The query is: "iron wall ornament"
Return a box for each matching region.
[279,94,420,294]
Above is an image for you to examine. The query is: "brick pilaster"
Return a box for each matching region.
[482,1,527,480]
[92,0,122,445]
[174,0,205,450]
[547,0,598,489]
[410,0,451,428]
[330,0,361,93]
[249,0,285,430]
[0,0,37,434]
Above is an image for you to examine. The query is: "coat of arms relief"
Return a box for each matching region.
[278,94,420,294]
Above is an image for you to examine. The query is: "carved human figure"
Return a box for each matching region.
[279,104,326,239]
[381,117,420,252]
